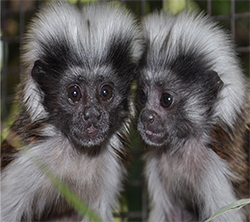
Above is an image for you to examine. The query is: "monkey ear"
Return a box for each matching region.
[31,60,47,85]
[206,70,224,92]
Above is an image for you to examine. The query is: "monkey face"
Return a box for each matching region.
[137,68,223,148]
[137,81,180,147]
[23,1,143,150]
[62,79,120,147]
[31,60,131,148]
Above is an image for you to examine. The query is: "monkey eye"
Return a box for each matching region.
[100,85,113,101]
[138,89,147,104]
[68,85,81,103]
[160,93,173,108]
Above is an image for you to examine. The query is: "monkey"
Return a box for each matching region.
[1,1,144,221]
[136,11,250,221]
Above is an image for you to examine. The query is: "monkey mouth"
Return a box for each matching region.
[86,125,98,136]
[71,125,108,147]
[145,129,154,136]
[146,130,164,141]
[140,127,166,146]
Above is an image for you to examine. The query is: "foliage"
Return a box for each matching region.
[205,199,250,222]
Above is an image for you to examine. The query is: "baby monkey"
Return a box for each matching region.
[1,2,143,221]
[137,11,250,221]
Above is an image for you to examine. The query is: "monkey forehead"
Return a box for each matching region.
[22,2,143,69]
[139,65,178,86]
[66,65,119,83]
[80,3,143,62]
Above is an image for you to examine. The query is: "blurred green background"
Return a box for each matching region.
[1,1,249,221]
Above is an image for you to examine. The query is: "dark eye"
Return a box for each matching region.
[160,93,173,108]
[100,85,113,101]
[138,89,147,104]
[68,85,81,102]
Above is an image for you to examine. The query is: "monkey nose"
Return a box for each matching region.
[141,110,156,124]
[83,106,101,122]
[148,114,154,123]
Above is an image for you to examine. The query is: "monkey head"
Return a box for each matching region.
[137,54,224,148]
[24,3,143,148]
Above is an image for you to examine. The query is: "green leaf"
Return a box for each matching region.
[67,0,98,3]
[163,0,186,14]
[205,199,250,222]
[163,0,200,14]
